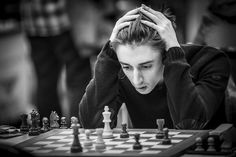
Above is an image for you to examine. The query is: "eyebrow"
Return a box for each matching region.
[120,60,154,66]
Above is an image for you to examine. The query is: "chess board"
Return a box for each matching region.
[14,128,209,157]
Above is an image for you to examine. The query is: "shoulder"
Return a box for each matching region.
[181,43,229,66]
[181,43,230,77]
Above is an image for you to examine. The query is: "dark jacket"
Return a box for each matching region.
[79,41,230,129]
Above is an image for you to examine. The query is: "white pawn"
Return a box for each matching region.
[70,116,79,128]
[95,128,106,151]
[102,106,113,138]
[83,129,93,150]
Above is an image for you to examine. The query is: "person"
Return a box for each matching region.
[21,0,92,119]
[0,0,35,127]
[79,4,230,129]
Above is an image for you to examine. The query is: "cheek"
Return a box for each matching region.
[147,65,164,83]
[123,71,133,82]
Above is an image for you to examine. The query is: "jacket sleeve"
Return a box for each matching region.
[79,41,123,129]
[163,46,230,129]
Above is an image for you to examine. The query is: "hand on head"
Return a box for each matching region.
[110,4,180,51]
[109,7,141,42]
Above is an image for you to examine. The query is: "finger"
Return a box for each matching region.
[117,14,139,24]
[116,21,131,30]
[140,8,161,24]
[141,20,161,31]
[141,4,166,21]
[125,7,141,16]
[141,4,159,16]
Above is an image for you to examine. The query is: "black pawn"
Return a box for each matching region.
[207,137,216,152]
[194,137,204,151]
[133,133,142,150]
[156,119,165,139]
[70,124,83,153]
[221,140,232,153]
[20,114,29,133]
[60,117,68,129]
[162,128,171,145]
[120,123,129,138]
[41,117,50,133]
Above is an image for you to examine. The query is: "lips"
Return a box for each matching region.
[136,86,147,90]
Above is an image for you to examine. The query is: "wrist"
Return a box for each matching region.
[165,42,181,51]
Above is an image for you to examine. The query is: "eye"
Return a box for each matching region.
[141,65,152,69]
[122,66,130,70]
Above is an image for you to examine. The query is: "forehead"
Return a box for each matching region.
[116,45,161,65]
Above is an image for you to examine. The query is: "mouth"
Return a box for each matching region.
[136,86,147,91]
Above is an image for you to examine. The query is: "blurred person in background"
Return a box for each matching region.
[0,0,35,127]
[21,0,92,120]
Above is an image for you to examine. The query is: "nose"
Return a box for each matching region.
[132,69,143,86]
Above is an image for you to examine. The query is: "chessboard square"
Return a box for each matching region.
[33,149,52,153]
[172,134,192,138]
[46,136,67,139]
[103,150,125,154]
[23,147,41,151]
[105,141,124,145]
[129,131,145,135]
[90,136,97,140]
[140,134,155,138]
[126,139,147,143]
[113,133,120,137]
[59,130,72,134]
[44,144,66,148]
[152,145,172,149]
[103,139,112,142]
[140,150,161,154]
[115,144,132,148]
[171,139,183,143]
[169,131,180,135]
[142,141,158,145]
[54,146,71,151]
[127,147,148,151]
[34,141,54,145]
[57,138,73,142]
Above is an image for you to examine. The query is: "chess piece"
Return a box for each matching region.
[70,116,78,128]
[156,119,165,139]
[207,136,216,152]
[194,137,204,151]
[41,117,50,133]
[70,121,83,153]
[161,128,171,145]
[133,133,142,150]
[29,110,40,136]
[50,111,59,129]
[102,106,113,138]
[120,123,129,138]
[95,128,106,151]
[35,110,41,132]
[83,129,93,149]
[60,117,68,129]
[221,140,232,153]
[20,114,29,133]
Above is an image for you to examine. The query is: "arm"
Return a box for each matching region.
[140,4,230,129]
[79,8,141,129]
[79,41,123,129]
[164,46,230,129]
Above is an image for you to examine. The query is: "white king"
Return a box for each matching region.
[102,106,113,138]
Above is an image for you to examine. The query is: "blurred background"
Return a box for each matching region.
[0,0,236,127]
